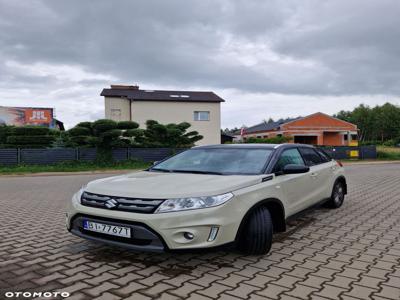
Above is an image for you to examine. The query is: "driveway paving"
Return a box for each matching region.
[0,164,399,299]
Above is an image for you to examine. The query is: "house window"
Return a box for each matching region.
[111,109,121,117]
[194,111,210,121]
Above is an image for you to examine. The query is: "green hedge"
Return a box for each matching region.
[92,119,117,133]
[10,126,50,136]
[68,126,91,136]
[0,126,12,143]
[75,122,92,129]
[6,135,55,145]
[117,121,139,130]
[1,144,48,149]
[245,136,292,144]
[69,135,90,145]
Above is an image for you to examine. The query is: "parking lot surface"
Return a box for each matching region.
[1,164,400,300]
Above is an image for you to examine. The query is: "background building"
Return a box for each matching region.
[0,106,63,129]
[101,85,225,145]
[243,112,358,146]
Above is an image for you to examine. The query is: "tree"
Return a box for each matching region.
[66,119,202,150]
[263,118,275,124]
[335,102,400,144]
[335,104,375,142]
[136,120,203,148]
[67,119,140,161]
[373,103,400,141]
[67,119,140,149]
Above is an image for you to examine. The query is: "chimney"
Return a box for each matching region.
[110,84,139,90]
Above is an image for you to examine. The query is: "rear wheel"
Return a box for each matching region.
[326,181,345,208]
[238,206,273,255]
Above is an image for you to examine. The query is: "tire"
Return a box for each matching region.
[326,181,345,208]
[238,206,273,255]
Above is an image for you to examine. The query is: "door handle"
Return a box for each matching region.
[310,172,318,177]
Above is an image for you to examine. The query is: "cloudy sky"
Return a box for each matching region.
[0,0,399,129]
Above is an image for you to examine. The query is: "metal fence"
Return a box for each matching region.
[320,145,377,160]
[0,148,187,166]
[0,145,377,166]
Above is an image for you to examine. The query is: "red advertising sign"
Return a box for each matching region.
[24,109,52,124]
[0,106,54,127]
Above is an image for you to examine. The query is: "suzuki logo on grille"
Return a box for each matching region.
[105,199,118,209]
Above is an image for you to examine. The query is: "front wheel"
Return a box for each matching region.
[326,181,345,208]
[237,206,273,255]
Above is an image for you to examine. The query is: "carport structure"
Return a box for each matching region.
[243,112,358,146]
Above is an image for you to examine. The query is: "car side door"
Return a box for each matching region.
[272,147,313,216]
[314,148,338,198]
[298,147,332,203]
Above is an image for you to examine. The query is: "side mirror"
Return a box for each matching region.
[153,161,159,166]
[282,164,310,174]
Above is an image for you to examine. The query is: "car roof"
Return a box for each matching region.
[193,143,315,150]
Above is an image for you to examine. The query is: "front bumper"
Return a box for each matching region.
[70,214,165,252]
[66,191,245,251]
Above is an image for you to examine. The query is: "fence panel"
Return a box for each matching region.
[112,148,129,161]
[320,146,377,160]
[174,148,188,155]
[1,146,377,165]
[20,149,77,165]
[78,148,97,161]
[0,149,18,166]
[129,148,174,162]
[359,145,377,159]
[328,147,349,160]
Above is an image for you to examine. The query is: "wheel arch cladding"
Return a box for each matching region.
[236,198,286,242]
[335,176,347,194]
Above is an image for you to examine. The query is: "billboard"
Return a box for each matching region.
[0,106,54,128]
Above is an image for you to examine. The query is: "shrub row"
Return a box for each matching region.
[6,135,55,145]
[9,126,50,136]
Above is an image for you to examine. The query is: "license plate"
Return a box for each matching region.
[83,220,131,238]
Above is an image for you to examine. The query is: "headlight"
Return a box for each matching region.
[155,192,234,213]
[75,185,87,202]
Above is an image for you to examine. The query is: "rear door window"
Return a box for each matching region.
[299,147,323,166]
[315,148,331,163]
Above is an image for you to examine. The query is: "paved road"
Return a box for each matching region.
[1,165,399,300]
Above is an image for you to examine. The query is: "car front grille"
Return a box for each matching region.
[80,192,164,214]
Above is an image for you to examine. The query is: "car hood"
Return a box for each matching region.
[85,171,265,199]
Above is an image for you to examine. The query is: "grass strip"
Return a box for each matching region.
[0,160,151,174]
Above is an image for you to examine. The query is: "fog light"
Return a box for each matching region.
[208,226,219,242]
[183,232,194,240]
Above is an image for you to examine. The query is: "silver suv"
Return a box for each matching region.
[67,144,346,254]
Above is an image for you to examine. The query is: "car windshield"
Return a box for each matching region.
[150,148,274,175]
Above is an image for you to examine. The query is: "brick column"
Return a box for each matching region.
[317,133,324,145]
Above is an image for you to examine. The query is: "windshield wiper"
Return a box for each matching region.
[170,170,224,175]
[150,168,172,173]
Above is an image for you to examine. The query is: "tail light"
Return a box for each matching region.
[336,160,343,167]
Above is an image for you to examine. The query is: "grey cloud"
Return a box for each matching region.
[0,0,399,128]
